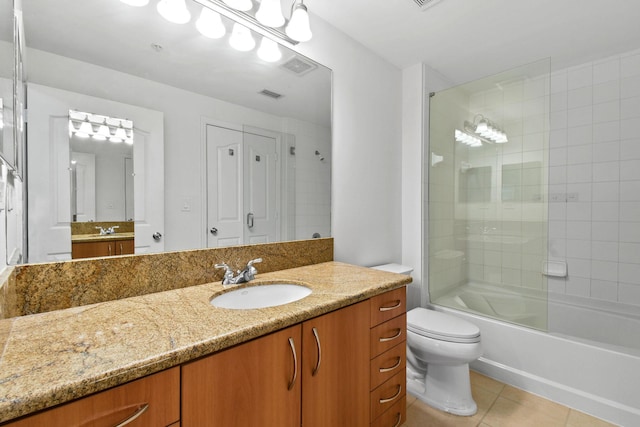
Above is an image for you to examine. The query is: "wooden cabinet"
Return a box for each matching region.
[302,300,370,427]
[369,287,407,426]
[72,238,134,259]
[182,301,371,427]
[3,368,180,427]
[182,325,302,427]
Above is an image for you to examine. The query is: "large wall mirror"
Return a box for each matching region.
[10,0,331,263]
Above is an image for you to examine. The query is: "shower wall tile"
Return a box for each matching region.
[547,48,640,307]
[618,283,640,306]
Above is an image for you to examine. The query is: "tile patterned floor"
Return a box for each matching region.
[404,371,618,427]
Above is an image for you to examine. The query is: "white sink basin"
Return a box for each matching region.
[210,284,312,309]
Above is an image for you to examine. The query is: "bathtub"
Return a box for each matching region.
[432,284,640,426]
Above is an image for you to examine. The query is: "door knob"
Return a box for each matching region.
[210,227,218,235]
[152,232,162,241]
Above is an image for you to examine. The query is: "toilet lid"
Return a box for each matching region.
[407,308,481,343]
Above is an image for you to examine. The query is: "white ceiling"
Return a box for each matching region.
[310,0,640,84]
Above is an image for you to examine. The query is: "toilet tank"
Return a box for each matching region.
[371,263,413,276]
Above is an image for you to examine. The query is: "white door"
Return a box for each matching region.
[206,125,244,247]
[27,83,164,261]
[70,152,96,222]
[244,132,278,244]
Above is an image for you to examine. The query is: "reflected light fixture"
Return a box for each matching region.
[157,0,191,24]
[469,115,508,144]
[256,0,285,28]
[223,0,253,12]
[286,0,312,42]
[455,129,482,147]
[69,111,134,144]
[229,23,256,51]
[196,7,226,38]
[120,0,150,6]
[257,36,282,62]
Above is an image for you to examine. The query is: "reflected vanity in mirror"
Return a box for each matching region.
[68,110,135,259]
[15,0,332,263]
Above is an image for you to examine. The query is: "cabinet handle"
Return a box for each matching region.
[379,300,401,312]
[392,412,402,427]
[311,327,322,376]
[379,328,402,343]
[108,244,112,256]
[120,243,123,254]
[379,385,402,404]
[288,337,297,391]
[113,403,149,427]
[379,357,402,373]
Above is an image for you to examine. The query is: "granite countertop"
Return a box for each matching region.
[71,232,135,243]
[0,261,411,423]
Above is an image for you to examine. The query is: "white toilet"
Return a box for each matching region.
[371,264,482,416]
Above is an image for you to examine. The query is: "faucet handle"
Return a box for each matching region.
[215,263,235,284]
[247,258,263,267]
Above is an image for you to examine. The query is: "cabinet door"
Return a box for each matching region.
[182,325,302,427]
[115,238,135,255]
[71,241,114,259]
[302,300,370,427]
[4,368,180,427]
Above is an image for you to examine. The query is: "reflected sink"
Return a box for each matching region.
[210,284,312,309]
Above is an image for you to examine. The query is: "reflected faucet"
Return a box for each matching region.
[95,226,119,235]
[215,258,263,286]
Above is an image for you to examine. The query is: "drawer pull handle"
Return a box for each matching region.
[108,243,112,257]
[114,403,149,427]
[379,328,402,342]
[288,337,298,390]
[379,357,402,373]
[393,412,402,427]
[312,327,322,376]
[379,385,402,404]
[379,300,402,312]
[120,243,123,254]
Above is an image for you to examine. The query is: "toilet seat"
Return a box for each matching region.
[407,308,480,344]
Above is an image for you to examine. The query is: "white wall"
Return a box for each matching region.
[294,18,403,266]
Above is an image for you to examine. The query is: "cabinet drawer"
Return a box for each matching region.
[4,368,180,427]
[370,341,405,391]
[370,395,406,427]
[370,370,405,421]
[370,314,406,358]
[370,288,406,327]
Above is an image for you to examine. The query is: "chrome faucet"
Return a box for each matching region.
[215,258,263,286]
[95,226,119,235]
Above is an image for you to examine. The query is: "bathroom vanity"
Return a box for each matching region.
[0,249,410,426]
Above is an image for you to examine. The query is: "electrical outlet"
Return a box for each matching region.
[181,198,192,212]
[549,193,567,202]
[567,192,579,202]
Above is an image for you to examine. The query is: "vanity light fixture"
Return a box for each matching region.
[69,111,134,144]
[257,36,282,62]
[256,0,285,28]
[157,0,192,24]
[467,114,508,144]
[196,7,226,38]
[229,22,256,51]
[120,0,150,6]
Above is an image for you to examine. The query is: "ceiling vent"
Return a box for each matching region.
[414,0,445,11]
[259,89,283,99]
[281,55,317,76]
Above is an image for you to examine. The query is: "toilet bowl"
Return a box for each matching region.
[406,307,482,416]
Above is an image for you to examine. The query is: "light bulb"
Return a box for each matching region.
[257,37,282,62]
[229,23,255,52]
[92,134,107,141]
[115,127,128,140]
[196,7,226,39]
[157,0,191,24]
[222,0,252,12]
[98,124,111,138]
[256,0,285,28]
[120,0,149,6]
[79,121,92,135]
[475,120,488,134]
[286,2,312,42]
